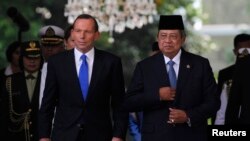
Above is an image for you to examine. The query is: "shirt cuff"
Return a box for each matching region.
[187,118,191,127]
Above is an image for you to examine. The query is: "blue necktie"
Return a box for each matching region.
[168,60,177,89]
[79,55,89,101]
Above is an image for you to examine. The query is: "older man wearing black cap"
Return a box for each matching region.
[38,25,65,108]
[123,15,219,141]
[1,40,43,141]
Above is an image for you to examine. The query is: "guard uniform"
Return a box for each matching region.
[3,41,43,141]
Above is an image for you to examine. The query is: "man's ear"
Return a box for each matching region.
[233,48,238,56]
[94,31,100,41]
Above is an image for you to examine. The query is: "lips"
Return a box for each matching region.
[28,64,37,68]
[78,42,87,45]
[164,46,173,49]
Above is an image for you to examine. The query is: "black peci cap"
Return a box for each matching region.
[158,15,184,30]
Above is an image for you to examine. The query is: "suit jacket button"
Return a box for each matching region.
[77,124,81,127]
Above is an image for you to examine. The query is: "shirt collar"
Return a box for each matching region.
[163,49,182,65]
[24,71,39,78]
[74,47,95,62]
[4,64,13,75]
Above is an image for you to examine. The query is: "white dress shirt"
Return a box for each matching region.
[214,83,228,125]
[39,63,47,108]
[163,49,182,79]
[74,47,94,84]
[4,64,13,76]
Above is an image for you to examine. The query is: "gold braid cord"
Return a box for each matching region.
[6,77,31,141]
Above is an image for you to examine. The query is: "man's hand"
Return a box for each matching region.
[167,108,188,124]
[39,138,51,141]
[112,137,123,141]
[159,87,176,101]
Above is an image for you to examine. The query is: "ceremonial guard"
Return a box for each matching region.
[2,41,43,141]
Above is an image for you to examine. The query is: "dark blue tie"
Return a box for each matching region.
[79,55,89,101]
[168,60,177,88]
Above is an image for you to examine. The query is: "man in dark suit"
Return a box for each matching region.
[225,41,250,125]
[123,15,219,141]
[214,33,250,124]
[38,14,128,141]
[1,40,43,141]
[128,41,159,141]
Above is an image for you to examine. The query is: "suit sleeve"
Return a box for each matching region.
[123,62,161,112]
[38,60,58,139]
[186,59,220,126]
[225,65,243,124]
[110,58,128,139]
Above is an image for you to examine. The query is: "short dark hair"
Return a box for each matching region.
[234,33,250,49]
[6,41,20,62]
[72,14,99,32]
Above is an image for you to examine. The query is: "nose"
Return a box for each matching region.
[162,37,172,43]
[79,31,85,39]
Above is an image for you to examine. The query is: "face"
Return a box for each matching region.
[234,40,250,55]
[41,45,64,61]
[71,18,100,53]
[157,30,185,59]
[64,37,75,50]
[23,57,41,73]
[12,47,20,67]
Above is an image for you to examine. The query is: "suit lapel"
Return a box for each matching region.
[153,53,169,87]
[88,49,103,98]
[67,49,103,103]
[175,50,192,106]
[68,50,80,85]
[67,50,85,102]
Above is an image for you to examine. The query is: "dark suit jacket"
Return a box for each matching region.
[0,69,7,139]
[2,72,41,141]
[225,55,250,125]
[38,48,128,141]
[217,65,235,96]
[123,50,219,141]
[211,65,235,124]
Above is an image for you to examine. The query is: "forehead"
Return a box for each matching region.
[237,40,250,47]
[73,19,95,29]
[159,30,180,34]
[23,56,41,60]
